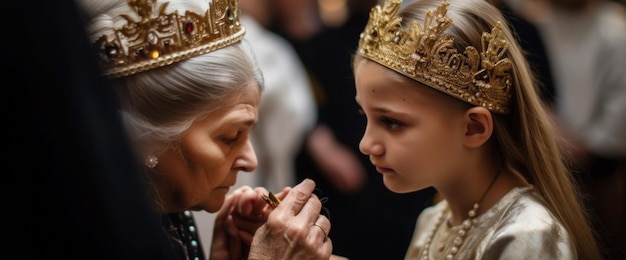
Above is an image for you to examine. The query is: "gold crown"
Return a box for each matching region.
[94,0,245,78]
[357,0,513,113]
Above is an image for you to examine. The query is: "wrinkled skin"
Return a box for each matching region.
[210,179,333,260]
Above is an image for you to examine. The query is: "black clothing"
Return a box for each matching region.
[5,1,178,259]
[162,211,206,260]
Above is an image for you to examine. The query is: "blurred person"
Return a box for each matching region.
[77,0,334,259]
[354,0,600,258]
[272,0,323,41]
[508,0,626,258]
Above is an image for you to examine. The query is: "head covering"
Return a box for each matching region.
[83,0,245,78]
[357,0,513,113]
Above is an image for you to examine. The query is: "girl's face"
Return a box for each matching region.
[154,84,260,213]
[354,59,468,193]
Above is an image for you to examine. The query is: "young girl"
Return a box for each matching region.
[353,0,600,259]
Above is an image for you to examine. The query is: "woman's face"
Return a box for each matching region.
[354,60,467,193]
[154,84,260,213]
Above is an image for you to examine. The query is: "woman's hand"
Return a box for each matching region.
[249,179,333,260]
[210,185,277,260]
[210,179,332,260]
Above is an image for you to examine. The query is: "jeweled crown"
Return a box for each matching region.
[357,0,513,113]
[93,0,245,78]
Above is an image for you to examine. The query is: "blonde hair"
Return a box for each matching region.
[395,0,600,258]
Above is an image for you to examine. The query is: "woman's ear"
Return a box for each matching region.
[463,107,493,148]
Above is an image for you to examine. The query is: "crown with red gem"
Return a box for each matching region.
[358,0,513,113]
[92,0,245,78]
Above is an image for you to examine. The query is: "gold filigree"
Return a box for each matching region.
[358,0,512,113]
[94,0,245,78]
[261,192,281,208]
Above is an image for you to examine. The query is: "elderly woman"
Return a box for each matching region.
[77,0,333,259]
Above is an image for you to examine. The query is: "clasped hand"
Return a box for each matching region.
[210,179,332,260]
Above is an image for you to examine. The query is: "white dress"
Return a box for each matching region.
[405,186,576,259]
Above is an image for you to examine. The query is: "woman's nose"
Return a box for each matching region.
[235,139,258,172]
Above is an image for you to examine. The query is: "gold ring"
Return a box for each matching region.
[313,223,329,238]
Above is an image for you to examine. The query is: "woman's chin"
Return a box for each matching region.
[194,197,227,213]
[201,203,222,213]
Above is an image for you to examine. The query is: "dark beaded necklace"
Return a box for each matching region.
[163,210,205,260]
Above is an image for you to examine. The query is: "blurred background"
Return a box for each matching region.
[197,0,625,259]
[8,0,623,259]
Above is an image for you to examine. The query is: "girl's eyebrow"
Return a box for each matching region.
[355,99,391,114]
[356,99,411,117]
[372,107,392,113]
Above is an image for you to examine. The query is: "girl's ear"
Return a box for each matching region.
[463,107,493,148]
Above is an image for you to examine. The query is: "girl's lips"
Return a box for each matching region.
[376,166,393,173]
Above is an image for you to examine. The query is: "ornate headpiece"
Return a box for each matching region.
[92,0,245,78]
[357,0,513,113]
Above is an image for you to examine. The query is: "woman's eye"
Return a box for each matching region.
[381,118,401,130]
[222,132,240,145]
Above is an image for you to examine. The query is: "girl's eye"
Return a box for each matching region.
[381,117,401,130]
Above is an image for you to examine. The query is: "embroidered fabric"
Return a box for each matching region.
[405,186,576,259]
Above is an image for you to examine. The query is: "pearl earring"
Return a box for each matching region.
[144,155,158,168]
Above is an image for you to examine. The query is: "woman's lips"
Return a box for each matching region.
[216,185,233,190]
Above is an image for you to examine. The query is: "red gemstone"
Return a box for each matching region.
[185,21,194,34]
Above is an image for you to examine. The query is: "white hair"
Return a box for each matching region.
[78,0,264,159]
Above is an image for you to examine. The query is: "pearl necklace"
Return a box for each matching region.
[420,203,479,260]
[420,172,500,260]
